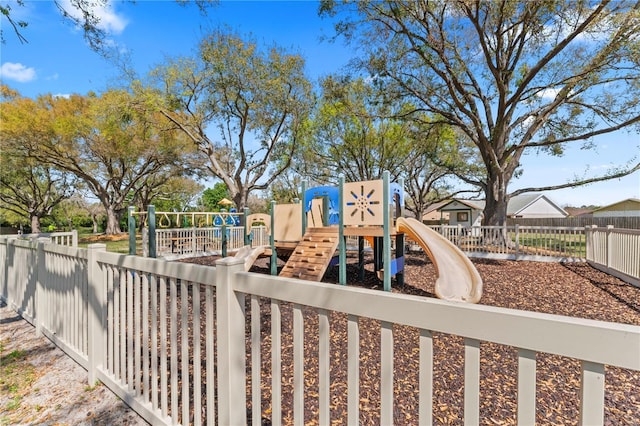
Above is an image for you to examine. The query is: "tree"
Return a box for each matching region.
[403,122,477,220]
[322,0,640,225]
[299,74,414,183]
[146,30,315,210]
[0,158,76,233]
[0,86,76,232]
[135,176,204,213]
[0,88,199,234]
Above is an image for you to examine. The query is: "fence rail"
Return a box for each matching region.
[2,230,78,247]
[1,235,639,425]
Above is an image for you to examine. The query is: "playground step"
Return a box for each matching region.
[279,227,340,282]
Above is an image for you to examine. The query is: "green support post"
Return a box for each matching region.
[383,171,391,291]
[128,206,136,255]
[358,236,365,282]
[270,200,277,276]
[148,205,156,258]
[221,208,227,257]
[301,181,307,235]
[338,175,346,285]
[322,196,329,227]
[243,207,250,246]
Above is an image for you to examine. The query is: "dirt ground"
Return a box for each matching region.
[1,253,639,425]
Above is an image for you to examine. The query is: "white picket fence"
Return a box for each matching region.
[1,234,639,425]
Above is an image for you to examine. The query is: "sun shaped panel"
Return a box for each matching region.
[343,179,384,226]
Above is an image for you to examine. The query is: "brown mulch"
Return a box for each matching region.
[181,253,640,425]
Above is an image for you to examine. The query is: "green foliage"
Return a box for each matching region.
[200,182,230,210]
[325,0,640,225]
[0,87,200,234]
[148,29,314,209]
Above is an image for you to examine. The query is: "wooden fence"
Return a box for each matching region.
[1,235,639,425]
[507,216,640,229]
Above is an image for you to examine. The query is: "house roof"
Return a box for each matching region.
[438,193,567,216]
[592,198,640,213]
[439,199,484,211]
[564,207,594,217]
[507,193,567,217]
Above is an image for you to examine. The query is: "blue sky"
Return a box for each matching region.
[1,0,638,208]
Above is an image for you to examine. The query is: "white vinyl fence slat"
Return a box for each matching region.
[181,281,189,425]
[580,361,606,425]
[272,299,282,426]
[193,283,202,426]
[419,329,433,424]
[151,275,159,410]
[318,309,330,426]
[206,286,216,426]
[160,276,169,418]
[464,338,481,425]
[347,314,359,426]
[380,321,393,425]
[251,294,261,426]
[170,278,178,425]
[517,348,536,425]
[293,304,304,425]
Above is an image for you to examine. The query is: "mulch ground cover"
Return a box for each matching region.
[178,252,640,425]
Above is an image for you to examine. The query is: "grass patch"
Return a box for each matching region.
[0,347,37,401]
[77,232,143,254]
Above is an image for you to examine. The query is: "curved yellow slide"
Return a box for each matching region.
[234,245,269,271]
[396,217,483,303]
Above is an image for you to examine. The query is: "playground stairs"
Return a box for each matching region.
[279,227,340,281]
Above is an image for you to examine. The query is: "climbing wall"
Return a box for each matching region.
[279,227,340,281]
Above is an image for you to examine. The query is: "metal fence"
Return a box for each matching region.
[1,236,639,425]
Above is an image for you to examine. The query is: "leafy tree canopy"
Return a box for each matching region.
[321,0,640,225]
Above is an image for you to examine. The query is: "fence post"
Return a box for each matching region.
[584,226,592,261]
[606,225,614,270]
[71,230,78,247]
[514,224,520,260]
[215,257,247,425]
[35,238,51,337]
[87,243,107,385]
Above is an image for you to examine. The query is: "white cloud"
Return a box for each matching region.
[0,62,37,82]
[538,88,561,100]
[58,0,128,35]
[53,93,71,99]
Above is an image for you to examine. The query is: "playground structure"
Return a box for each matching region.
[129,172,483,303]
[239,172,483,303]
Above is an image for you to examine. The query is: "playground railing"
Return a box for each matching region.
[1,238,638,425]
[151,226,250,259]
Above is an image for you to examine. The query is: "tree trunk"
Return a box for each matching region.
[482,194,508,227]
[104,207,122,235]
[91,214,99,234]
[481,176,518,249]
[30,215,41,234]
